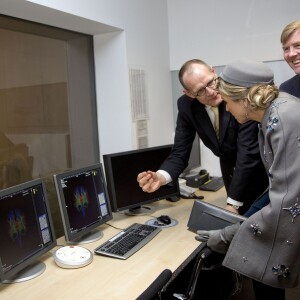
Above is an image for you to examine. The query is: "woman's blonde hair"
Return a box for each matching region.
[218,78,279,111]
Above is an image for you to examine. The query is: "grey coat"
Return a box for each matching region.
[223,92,300,288]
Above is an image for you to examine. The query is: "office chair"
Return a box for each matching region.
[136,268,172,300]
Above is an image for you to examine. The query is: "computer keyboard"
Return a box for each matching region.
[199,176,224,192]
[94,223,161,259]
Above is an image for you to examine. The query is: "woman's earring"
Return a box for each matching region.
[243,100,249,120]
[245,109,249,121]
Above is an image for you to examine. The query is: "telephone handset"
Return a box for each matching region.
[178,179,204,199]
[179,184,196,198]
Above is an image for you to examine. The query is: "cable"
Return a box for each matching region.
[105,222,123,230]
[181,194,204,200]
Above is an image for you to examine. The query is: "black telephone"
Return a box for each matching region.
[185,169,210,188]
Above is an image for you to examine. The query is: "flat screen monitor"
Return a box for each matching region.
[181,135,201,177]
[103,144,180,215]
[53,163,112,244]
[0,179,57,283]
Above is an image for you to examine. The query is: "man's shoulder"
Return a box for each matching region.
[178,94,192,103]
[280,75,300,89]
[177,94,201,110]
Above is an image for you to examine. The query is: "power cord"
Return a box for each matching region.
[106,222,123,231]
[181,194,204,200]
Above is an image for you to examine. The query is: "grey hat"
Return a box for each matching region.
[220,59,274,87]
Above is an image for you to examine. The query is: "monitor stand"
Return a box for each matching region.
[68,229,103,245]
[125,205,155,216]
[2,261,46,284]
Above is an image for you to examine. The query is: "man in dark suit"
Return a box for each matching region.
[137,59,268,215]
[279,19,300,98]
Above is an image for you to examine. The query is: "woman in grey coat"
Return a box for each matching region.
[196,59,300,298]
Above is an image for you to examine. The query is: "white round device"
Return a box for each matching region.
[54,246,93,269]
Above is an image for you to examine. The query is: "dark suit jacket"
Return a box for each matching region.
[279,74,300,98]
[160,95,269,214]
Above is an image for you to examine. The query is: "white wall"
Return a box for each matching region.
[167,0,300,70]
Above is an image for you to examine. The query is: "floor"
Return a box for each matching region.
[231,277,300,299]
[209,194,300,299]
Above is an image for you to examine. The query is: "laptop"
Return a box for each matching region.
[187,200,247,233]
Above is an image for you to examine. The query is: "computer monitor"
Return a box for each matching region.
[0,179,57,283]
[103,144,180,215]
[53,163,112,244]
[181,136,201,177]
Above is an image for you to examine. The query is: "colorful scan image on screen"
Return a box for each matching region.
[0,179,56,283]
[53,164,113,244]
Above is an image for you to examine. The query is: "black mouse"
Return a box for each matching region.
[157,215,172,225]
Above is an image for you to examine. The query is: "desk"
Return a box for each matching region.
[0,188,226,300]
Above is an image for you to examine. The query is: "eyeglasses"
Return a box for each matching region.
[190,77,218,98]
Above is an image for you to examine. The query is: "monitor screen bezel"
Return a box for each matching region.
[0,178,57,282]
[103,144,180,213]
[53,163,113,243]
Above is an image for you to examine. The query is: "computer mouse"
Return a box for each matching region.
[157,215,172,225]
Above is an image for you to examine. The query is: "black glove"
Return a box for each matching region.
[195,222,241,254]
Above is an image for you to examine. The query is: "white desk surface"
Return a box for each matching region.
[0,188,226,300]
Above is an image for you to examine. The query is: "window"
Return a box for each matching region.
[0,15,99,237]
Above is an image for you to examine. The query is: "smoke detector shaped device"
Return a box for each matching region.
[54,246,93,269]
